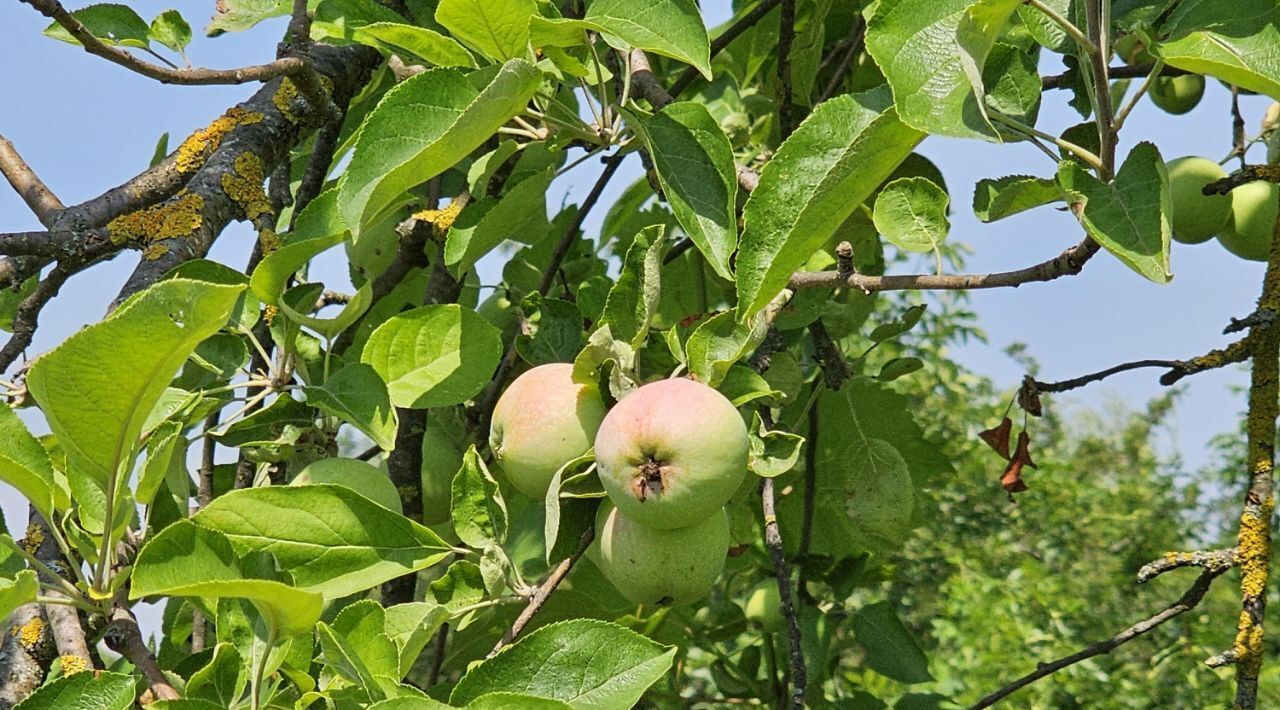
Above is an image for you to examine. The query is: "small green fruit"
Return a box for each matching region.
[1218,181,1280,262]
[595,377,748,530]
[1166,156,1231,244]
[1149,75,1205,115]
[1113,34,1153,65]
[478,292,516,345]
[292,458,401,513]
[744,581,783,634]
[421,426,463,525]
[590,500,729,606]
[490,363,607,498]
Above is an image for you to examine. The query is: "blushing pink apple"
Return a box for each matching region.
[490,363,607,498]
[595,377,748,529]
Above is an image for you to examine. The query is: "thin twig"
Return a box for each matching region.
[969,570,1224,709]
[775,0,797,138]
[489,527,595,657]
[668,0,784,98]
[0,134,64,227]
[817,17,866,104]
[760,470,805,708]
[1137,548,1238,583]
[475,154,624,435]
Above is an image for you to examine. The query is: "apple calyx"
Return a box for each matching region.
[635,457,667,501]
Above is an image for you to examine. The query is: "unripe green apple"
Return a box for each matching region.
[595,377,748,530]
[1166,156,1231,244]
[1113,34,1153,65]
[421,426,463,525]
[1149,75,1205,115]
[478,291,516,346]
[490,363,607,499]
[1218,181,1280,262]
[292,458,402,513]
[744,580,783,634]
[590,500,729,606]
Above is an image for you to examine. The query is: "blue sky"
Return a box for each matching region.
[0,2,1270,548]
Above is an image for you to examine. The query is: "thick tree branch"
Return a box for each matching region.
[1220,189,1280,708]
[0,135,63,227]
[31,512,92,668]
[969,569,1224,709]
[489,527,595,657]
[0,603,53,709]
[103,605,179,701]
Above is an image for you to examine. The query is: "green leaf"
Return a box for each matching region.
[339,60,541,234]
[786,387,915,553]
[293,458,403,513]
[311,0,476,68]
[514,295,582,365]
[735,89,924,319]
[873,177,950,254]
[686,309,768,388]
[852,601,933,684]
[321,601,400,692]
[843,378,955,488]
[0,570,38,622]
[1158,0,1280,100]
[130,521,323,637]
[450,619,677,708]
[385,602,449,678]
[982,42,1042,129]
[192,484,452,598]
[717,365,783,408]
[0,275,37,333]
[361,305,503,408]
[435,0,536,61]
[452,446,508,548]
[869,304,927,343]
[149,9,192,53]
[428,560,486,621]
[0,407,56,521]
[877,357,924,382]
[206,0,290,35]
[972,174,1064,222]
[210,395,314,463]
[27,279,243,486]
[304,363,398,450]
[865,0,1022,139]
[584,0,712,79]
[44,3,150,48]
[602,225,669,347]
[250,233,346,306]
[629,103,737,280]
[12,670,135,710]
[748,412,804,478]
[1056,141,1172,283]
[445,168,553,275]
[187,643,247,707]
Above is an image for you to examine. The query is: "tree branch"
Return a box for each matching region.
[775,0,797,138]
[488,527,596,657]
[103,605,179,701]
[0,261,76,373]
[969,569,1224,709]
[1137,548,1238,583]
[0,603,53,709]
[0,134,63,227]
[789,237,1101,293]
[669,0,783,98]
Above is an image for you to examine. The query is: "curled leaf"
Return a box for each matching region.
[978,416,1013,459]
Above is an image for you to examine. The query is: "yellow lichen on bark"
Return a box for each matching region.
[221,153,273,222]
[175,107,264,174]
[412,201,465,238]
[108,192,204,245]
[21,522,43,555]
[59,654,90,674]
[13,617,45,650]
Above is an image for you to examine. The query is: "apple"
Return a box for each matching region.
[590,500,729,606]
[421,426,463,525]
[1166,156,1231,244]
[1113,34,1153,65]
[1149,75,1205,115]
[744,580,783,634]
[478,291,516,346]
[490,363,607,499]
[292,458,402,513]
[595,377,748,530]
[1218,181,1279,262]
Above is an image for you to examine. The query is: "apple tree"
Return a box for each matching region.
[0,0,1279,707]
